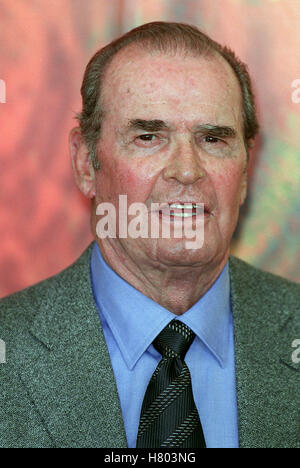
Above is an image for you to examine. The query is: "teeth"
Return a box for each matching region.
[169,203,197,209]
[171,212,196,217]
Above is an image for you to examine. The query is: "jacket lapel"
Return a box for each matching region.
[229,256,300,448]
[18,244,127,448]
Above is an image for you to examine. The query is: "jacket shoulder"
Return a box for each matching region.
[229,255,300,324]
[0,244,93,335]
[229,255,300,291]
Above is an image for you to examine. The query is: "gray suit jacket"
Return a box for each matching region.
[0,243,299,448]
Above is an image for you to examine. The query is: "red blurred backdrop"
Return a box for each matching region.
[0,0,299,298]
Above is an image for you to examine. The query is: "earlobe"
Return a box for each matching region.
[69,127,96,199]
[240,173,248,206]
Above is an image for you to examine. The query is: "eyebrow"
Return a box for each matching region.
[194,124,236,138]
[126,119,236,137]
[127,119,170,132]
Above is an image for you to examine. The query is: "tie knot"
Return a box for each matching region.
[153,321,195,360]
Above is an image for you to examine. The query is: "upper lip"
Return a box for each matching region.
[152,201,212,213]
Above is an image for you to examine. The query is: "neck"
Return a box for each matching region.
[95,238,228,315]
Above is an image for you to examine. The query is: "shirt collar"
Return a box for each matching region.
[91,242,231,370]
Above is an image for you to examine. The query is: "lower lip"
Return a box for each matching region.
[158,209,210,220]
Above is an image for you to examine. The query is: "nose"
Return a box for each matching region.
[162,138,206,185]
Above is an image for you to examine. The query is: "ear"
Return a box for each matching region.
[239,169,248,206]
[69,127,96,199]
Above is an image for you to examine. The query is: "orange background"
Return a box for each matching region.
[0,0,299,298]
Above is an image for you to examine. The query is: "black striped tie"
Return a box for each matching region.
[136,320,206,448]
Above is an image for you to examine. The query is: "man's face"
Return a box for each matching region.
[92,47,247,269]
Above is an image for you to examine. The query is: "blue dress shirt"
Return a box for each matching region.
[90,242,239,448]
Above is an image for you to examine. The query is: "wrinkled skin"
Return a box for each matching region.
[70,46,248,314]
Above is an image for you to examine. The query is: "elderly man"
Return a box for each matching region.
[0,22,299,449]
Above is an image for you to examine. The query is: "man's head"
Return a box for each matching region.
[70,21,259,280]
[75,22,259,170]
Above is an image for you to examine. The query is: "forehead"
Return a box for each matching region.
[101,46,243,130]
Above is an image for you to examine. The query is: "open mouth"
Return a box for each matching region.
[158,202,210,218]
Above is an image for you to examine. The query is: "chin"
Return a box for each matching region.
[152,238,226,268]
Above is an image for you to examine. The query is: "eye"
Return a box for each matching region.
[199,134,228,148]
[203,135,221,143]
[139,134,156,141]
[198,134,230,158]
[134,134,160,147]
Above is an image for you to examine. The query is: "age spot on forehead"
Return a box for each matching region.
[103,47,244,134]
